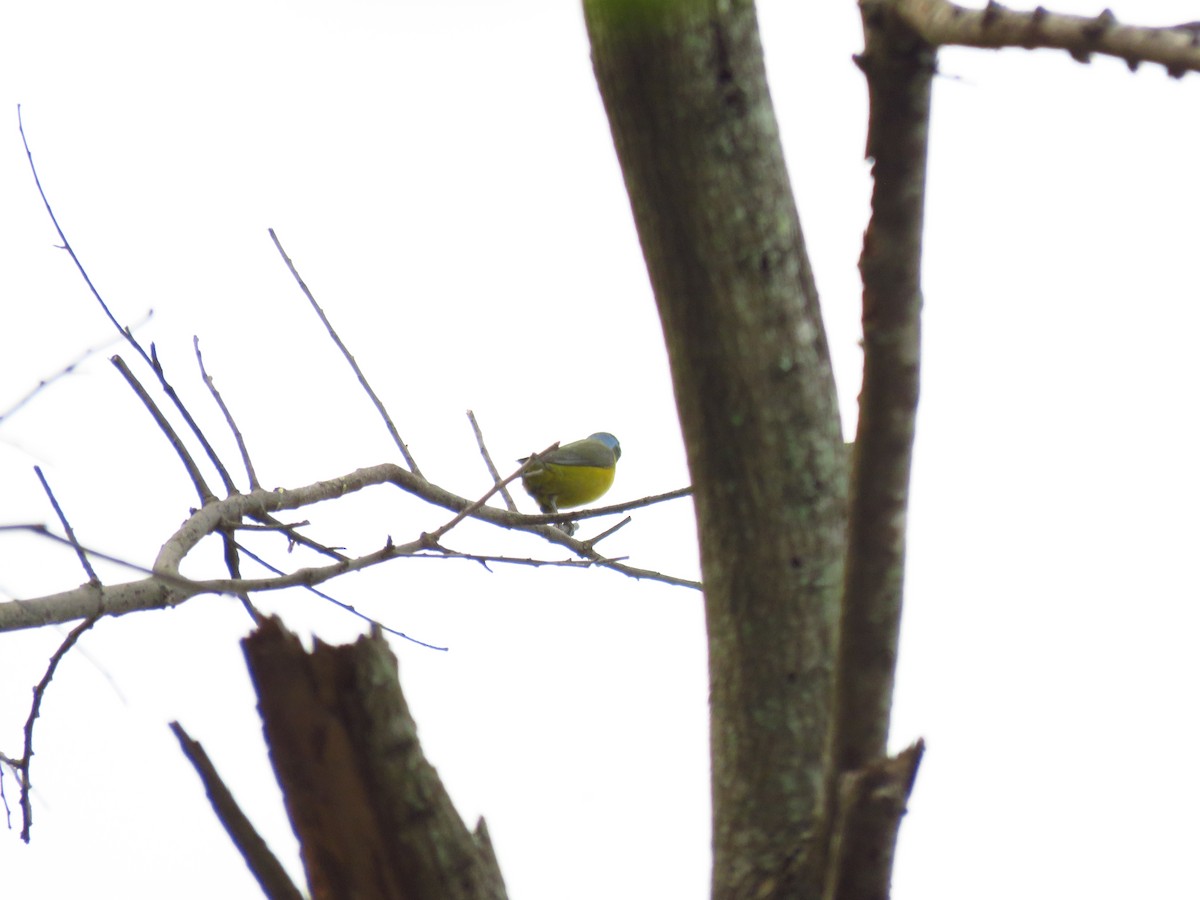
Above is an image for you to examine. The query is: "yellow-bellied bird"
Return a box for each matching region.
[520,432,621,514]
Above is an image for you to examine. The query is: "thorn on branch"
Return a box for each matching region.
[1081,9,1118,43]
[896,0,1200,79]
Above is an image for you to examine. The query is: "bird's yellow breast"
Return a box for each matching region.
[522,462,616,513]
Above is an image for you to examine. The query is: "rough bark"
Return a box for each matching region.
[816,11,933,896]
[584,2,847,896]
[243,617,507,900]
[835,0,932,779]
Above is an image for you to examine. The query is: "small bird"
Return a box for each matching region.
[520,432,622,514]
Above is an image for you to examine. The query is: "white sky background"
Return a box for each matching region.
[2,1,1198,897]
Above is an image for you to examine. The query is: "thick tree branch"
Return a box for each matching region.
[835,0,932,781]
[893,0,1200,77]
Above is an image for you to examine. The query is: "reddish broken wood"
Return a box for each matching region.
[242,617,507,900]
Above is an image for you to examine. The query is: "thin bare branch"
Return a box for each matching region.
[18,107,238,495]
[0,524,170,579]
[0,761,13,828]
[467,410,518,512]
[33,466,99,584]
[15,614,100,841]
[268,228,423,477]
[194,336,260,491]
[193,350,259,627]
[584,515,631,546]
[425,445,553,542]
[516,486,694,526]
[234,542,448,650]
[170,722,306,900]
[892,0,1200,76]
[111,355,216,506]
[18,106,131,351]
[0,310,153,425]
[516,521,701,588]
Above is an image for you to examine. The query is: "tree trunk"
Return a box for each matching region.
[584,3,848,897]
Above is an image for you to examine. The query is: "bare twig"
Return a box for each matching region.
[425,445,554,542]
[17,107,238,495]
[268,228,423,477]
[111,356,216,506]
[0,761,13,828]
[16,614,100,840]
[238,514,360,575]
[33,466,99,584]
[893,0,1200,77]
[170,722,306,900]
[193,338,262,624]
[243,513,352,563]
[517,485,694,525]
[518,521,701,588]
[18,107,131,353]
[1,524,170,579]
[583,515,631,546]
[418,534,631,569]
[467,410,518,512]
[195,336,260,491]
[237,520,312,533]
[234,543,448,651]
[0,310,153,425]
